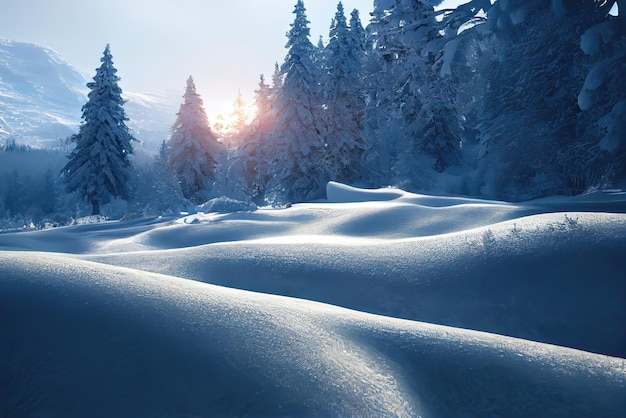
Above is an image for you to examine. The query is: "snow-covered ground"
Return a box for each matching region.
[1,182,625,416]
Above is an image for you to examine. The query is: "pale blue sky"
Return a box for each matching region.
[0,0,463,117]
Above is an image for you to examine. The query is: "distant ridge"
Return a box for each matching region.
[0,37,87,147]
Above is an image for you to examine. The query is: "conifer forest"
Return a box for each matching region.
[0,0,624,226]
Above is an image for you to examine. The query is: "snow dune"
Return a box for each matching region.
[1,182,625,416]
[2,254,625,417]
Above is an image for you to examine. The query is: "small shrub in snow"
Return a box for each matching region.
[481,229,497,250]
[509,222,522,238]
[563,214,580,229]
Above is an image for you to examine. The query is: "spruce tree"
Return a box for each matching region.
[271,62,283,95]
[61,44,134,216]
[167,76,224,204]
[478,0,606,199]
[364,0,437,188]
[230,89,248,133]
[239,74,275,201]
[255,74,273,119]
[38,168,57,216]
[149,141,187,214]
[363,0,468,188]
[267,0,326,203]
[220,89,249,147]
[323,2,367,184]
[578,0,626,185]
[4,170,25,217]
[349,9,367,54]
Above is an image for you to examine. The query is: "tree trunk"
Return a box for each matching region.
[91,200,100,216]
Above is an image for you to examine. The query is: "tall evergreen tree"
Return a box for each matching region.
[364,0,441,188]
[255,74,273,118]
[239,74,275,201]
[151,141,188,214]
[477,0,606,199]
[167,76,224,204]
[220,89,249,147]
[323,2,367,184]
[349,8,367,53]
[314,35,328,69]
[230,89,248,133]
[271,62,284,95]
[37,168,57,217]
[3,170,25,217]
[267,0,326,203]
[578,0,626,185]
[61,44,134,215]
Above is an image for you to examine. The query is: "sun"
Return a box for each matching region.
[211,92,257,144]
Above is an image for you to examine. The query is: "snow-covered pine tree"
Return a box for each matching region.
[364,0,442,189]
[219,89,249,147]
[167,76,224,204]
[407,0,488,175]
[37,168,58,217]
[61,44,134,216]
[3,170,25,217]
[348,9,368,127]
[349,8,367,53]
[271,62,284,94]
[238,74,275,202]
[314,35,328,70]
[361,3,398,186]
[230,89,248,134]
[255,74,273,120]
[477,0,606,200]
[393,1,467,176]
[322,2,367,184]
[428,0,492,179]
[578,0,626,186]
[131,140,188,216]
[266,0,327,203]
[150,140,188,214]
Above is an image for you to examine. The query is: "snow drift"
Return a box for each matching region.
[1,182,625,416]
[2,254,625,417]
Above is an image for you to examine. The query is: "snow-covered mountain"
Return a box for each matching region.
[0,38,86,146]
[124,90,179,152]
[0,37,177,151]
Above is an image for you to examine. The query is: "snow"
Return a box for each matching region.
[197,196,257,213]
[75,214,107,225]
[580,22,615,56]
[1,182,625,416]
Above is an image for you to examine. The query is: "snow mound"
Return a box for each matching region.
[89,211,626,358]
[528,189,626,212]
[75,215,107,225]
[1,253,624,417]
[326,181,405,202]
[326,180,512,207]
[198,196,257,213]
[1,182,625,415]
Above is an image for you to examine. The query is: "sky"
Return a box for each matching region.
[0,0,463,119]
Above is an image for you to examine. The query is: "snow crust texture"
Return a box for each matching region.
[1,182,625,416]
